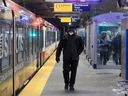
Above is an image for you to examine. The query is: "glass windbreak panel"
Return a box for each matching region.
[96,23,121,66]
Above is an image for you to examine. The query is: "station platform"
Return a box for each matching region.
[19,52,122,96]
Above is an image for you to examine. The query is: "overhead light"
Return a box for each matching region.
[69,22,72,25]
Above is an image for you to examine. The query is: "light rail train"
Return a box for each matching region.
[0,0,60,95]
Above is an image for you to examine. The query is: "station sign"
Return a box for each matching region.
[54,3,72,12]
[72,17,80,22]
[64,0,101,3]
[73,4,90,12]
[60,17,71,22]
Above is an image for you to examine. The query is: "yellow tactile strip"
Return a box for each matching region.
[19,52,56,96]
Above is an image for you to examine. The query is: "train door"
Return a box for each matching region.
[36,27,40,68]
[33,28,39,68]
[40,27,44,66]
[37,25,44,67]
[0,1,13,96]
[29,27,39,68]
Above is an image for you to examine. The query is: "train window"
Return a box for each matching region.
[0,20,10,83]
[20,26,27,63]
[31,28,34,55]
[45,28,52,47]
[45,28,49,47]
[40,28,43,50]
[23,26,29,62]
[26,27,33,58]
[16,25,24,65]
[0,22,11,72]
[32,28,38,56]
[45,28,48,47]
[28,27,33,56]
[26,27,30,58]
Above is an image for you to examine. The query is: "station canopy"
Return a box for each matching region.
[12,0,121,30]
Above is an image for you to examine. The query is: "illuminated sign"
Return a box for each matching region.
[73,4,90,12]
[72,17,80,22]
[54,3,72,12]
[60,17,71,22]
[20,15,29,22]
[64,0,101,2]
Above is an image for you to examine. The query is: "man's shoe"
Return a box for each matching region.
[70,86,75,91]
[64,84,68,90]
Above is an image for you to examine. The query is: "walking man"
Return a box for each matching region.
[56,29,84,91]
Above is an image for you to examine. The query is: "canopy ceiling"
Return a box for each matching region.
[12,0,123,30]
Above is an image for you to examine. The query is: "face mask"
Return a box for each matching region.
[68,31,74,35]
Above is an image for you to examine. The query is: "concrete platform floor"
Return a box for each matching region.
[41,53,122,96]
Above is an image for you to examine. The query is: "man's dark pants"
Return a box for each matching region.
[63,59,78,86]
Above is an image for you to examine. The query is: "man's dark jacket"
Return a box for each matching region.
[56,34,84,60]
